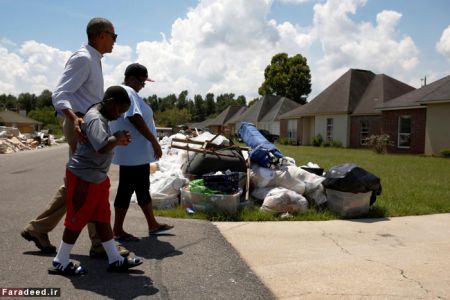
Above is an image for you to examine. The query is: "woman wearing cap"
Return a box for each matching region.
[110,63,173,241]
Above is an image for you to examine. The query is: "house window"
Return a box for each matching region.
[360,120,369,145]
[398,115,411,148]
[326,118,333,141]
[287,120,297,140]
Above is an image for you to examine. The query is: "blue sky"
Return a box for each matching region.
[1,0,449,100]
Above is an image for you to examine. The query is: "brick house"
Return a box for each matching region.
[378,75,450,155]
[279,69,414,147]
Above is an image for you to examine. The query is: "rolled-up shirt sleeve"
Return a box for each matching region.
[52,55,90,113]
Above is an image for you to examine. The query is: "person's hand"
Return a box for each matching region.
[153,142,163,160]
[74,117,87,144]
[114,130,132,146]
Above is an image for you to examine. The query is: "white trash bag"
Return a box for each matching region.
[260,187,308,214]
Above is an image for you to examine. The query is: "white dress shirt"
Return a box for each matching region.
[52,44,104,115]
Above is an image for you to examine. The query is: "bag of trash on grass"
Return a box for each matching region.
[260,187,308,214]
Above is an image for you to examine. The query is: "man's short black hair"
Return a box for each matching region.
[103,86,130,106]
[86,17,113,42]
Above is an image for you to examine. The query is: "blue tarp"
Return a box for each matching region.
[238,122,283,168]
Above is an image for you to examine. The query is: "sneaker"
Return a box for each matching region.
[107,257,143,272]
[48,261,87,276]
[89,244,130,259]
[21,229,56,254]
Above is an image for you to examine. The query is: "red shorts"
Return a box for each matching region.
[64,169,111,231]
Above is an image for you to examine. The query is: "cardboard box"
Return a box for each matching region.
[180,187,242,214]
[326,189,371,217]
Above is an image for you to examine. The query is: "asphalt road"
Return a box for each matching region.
[0,144,275,300]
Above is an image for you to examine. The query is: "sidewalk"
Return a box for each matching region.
[215,214,450,299]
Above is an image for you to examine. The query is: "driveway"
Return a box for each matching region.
[215,214,450,299]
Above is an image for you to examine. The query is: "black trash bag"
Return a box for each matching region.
[322,163,382,205]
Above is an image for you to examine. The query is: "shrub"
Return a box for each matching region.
[289,139,299,146]
[312,134,323,147]
[441,149,450,158]
[278,137,289,145]
[365,134,393,154]
[330,140,343,148]
[322,140,331,147]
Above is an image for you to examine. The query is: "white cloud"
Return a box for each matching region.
[0,0,426,101]
[131,0,313,99]
[106,44,133,61]
[436,25,450,60]
[0,41,71,95]
[310,0,419,94]
[278,0,310,4]
[0,38,17,48]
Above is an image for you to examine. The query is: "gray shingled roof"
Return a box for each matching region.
[208,105,246,126]
[228,95,296,124]
[279,69,415,119]
[259,97,300,122]
[378,75,450,110]
[353,74,415,114]
[225,106,247,125]
[187,105,246,129]
[187,118,213,129]
[0,110,42,124]
[279,69,376,119]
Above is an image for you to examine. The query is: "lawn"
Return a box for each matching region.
[156,145,450,221]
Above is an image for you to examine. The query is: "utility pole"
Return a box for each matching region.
[420,75,427,87]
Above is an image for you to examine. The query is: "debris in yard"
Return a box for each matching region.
[0,126,57,154]
[141,124,381,218]
[0,136,32,153]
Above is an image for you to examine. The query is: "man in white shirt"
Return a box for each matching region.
[21,17,129,259]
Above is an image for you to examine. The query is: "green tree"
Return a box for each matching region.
[146,94,159,112]
[154,108,191,127]
[187,100,195,118]
[258,52,311,104]
[216,93,235,113]
[176,90,189,109]
[248,97,259,107]
[236,95,246,106]
[0,94,17,111]
[17,93,37,113]
[159,94,177,112]
[192,94,205,122]
[27,106,62,135]
[36,89,53,109]
[204,93,216,116]
[28,106,59,126]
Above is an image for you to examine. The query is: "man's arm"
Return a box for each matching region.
[53,55,91,145]
[128,114,162,159]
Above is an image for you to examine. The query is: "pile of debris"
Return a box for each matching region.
[145,122,382,219]
[0,126,56,154]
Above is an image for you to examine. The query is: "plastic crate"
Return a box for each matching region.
[202,172,240,194]
[326,189,371,218]
[180,187,242,214]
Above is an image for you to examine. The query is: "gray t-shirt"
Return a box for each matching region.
[67,104,113,184]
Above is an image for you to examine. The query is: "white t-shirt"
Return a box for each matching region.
[110,85,157,166]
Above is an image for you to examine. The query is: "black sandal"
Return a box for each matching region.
[48,261,87,276]
[107,257,142,272]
